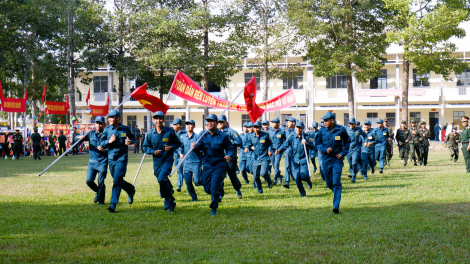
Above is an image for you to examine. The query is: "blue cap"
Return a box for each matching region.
[262,120,269,125]
[153,111,165,118]
[376,119,383,124]
[246,122,253,127]
[356,121,360,126]
[95,116,105,123]
[242,122,247,127]
[364,120,372,125]
[172,118,182,125]
[185,119,195,125]
[107,109,121,118]
[321,112,335,120]
[253,121,261,127]
[312,122,318,128]
[295,121,305,128]
[218,115,227,122]
[348,118,356,124]
[270,118,280,123]
[286,117,296,122]
[205,114,218,122]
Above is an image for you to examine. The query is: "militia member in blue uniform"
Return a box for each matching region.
[12,129,23,160]
[262,120,273,175]
[269,118,286,184]
[31,127,42,160]
[308,122,319,173]
[360,120,376,180]
[192,114,235,216]
[100,110,136,213]
[239,122,251,184]
[218,115,243,199]
[315,112,350,214]
[346,118,365,182]
[178,119,202,201]
[172,118,186,192]
[244,121,273,193]
[78,116,108,205]
[143,111,182,212]
[276,121,314,197]
[71,127,79,155]
[373,119,389,173]
[283,117,297,189]
[246,122,254,175]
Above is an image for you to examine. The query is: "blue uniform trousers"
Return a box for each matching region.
[284,150,294,183]
[226,158,241,193]
[239,159,249,183]
[347,150,360,181]
[321,157,343,209]
[154,162,175,209]
[252,160,272,193]
[318,152,325,181]
[375,144,386,170]
[86,162,107,203]
[361,152,375,178]
[202,163,226,210]
[109,160,135,206]
[270,153,283,182]
[175,157,184,188]
[292,162,312,196]
[246,155,253,174]
[183,162,201,201]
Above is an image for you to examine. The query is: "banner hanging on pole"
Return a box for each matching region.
[169,71,296,112]
[1,97,27,112]
[89,96,109,116]
[45,101,68,115]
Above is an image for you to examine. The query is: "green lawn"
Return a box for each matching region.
[1,148,469,263]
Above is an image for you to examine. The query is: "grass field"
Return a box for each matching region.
[1,148,470,263]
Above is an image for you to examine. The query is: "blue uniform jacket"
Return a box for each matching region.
[308,130,319,154]
[193,130,234,165]
[373,127,390,146]
[347,127,366,151]
[278,133,314,165]
[177,132,202,163]
[243,131,273,161]
[269,128,286,150]
[239,132,250,160]
[82,130,108,168]
[284,127,296,152]
[143,126,182,164]
[361,130,376,154]
[100,124,135,162]
[220,127,242,158]
[315,124,351,158]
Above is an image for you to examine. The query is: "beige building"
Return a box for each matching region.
[74,51,470,138]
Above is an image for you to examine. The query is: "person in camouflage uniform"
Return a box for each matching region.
[408,120,421,166]
[461,116,470,173]
[445,126,460,162]
[384,118,394,166]
[418,121,431,166]
[396,120,410,166]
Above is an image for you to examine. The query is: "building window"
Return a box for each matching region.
[410,112,421,124]
[413,69,430,87]
[299,114,306,124]
[326,73,347,89]
[281,114,292,126]
[181,115,186,130]
[370,70,387,89]
[93,76,108,93]
[454,111,465,129]
[144,116,148,132]
[245,73,260,90]
[127,116,136,130]
[344,113,349,126]
[283,73,303,90]
[242,114,262,125]
[165,115,174,128]
[386,113,395,128]
[457,69,470,87]
[367,113,378,118]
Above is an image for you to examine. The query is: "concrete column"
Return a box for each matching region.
[307,67,314,124]
[440,75,445,126]
[147,110,151,132]
[108,65,113,110]
[396,63,401,124]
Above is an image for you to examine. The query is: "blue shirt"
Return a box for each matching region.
[82,129,108,166]
[243,131,272,161]
[220,127,243,158]
[143,126,182,164]
[100,124,135,162]
[268,127,286,150]
[308,129,319,153]
[361,129,376,154]
[373,127,390,146]
[278,133,314,165]
[239,132,250,160]
[315,124,351,158]
[174,129,187,158]
[194,129,234,166]
[284,127,296,154]
[347,127,366,151]
[177,132,202,163]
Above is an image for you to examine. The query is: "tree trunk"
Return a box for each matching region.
[118,76,124,117]
[67,2,76,123]
[402,58,409,123]
[346,63,355,119]
[262,0,269,120]
[203,0,209,118]
[160,67,164,100]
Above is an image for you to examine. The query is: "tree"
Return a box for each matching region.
[384,0,469,123]
[287,0,394,118]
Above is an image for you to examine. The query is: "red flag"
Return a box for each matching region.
[86,87,90,106]
[0,80,3,98]
[66,94,70,110]
[131,83,170,114]
[42,83,46,102]
[243,76,264,123]
[89,95,109,116]
[24,88,27,100]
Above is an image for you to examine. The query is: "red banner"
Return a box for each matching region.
[1,97,26,112]
[90,105,109,116]
[170,71,296,112]
[45,101,68,115]
[43,124,71,136]
[76,123,95,134]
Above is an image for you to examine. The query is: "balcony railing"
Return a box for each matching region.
[445,87,470,101]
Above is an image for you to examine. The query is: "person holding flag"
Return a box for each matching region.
[283,117,297,188]
[238,122,251,184]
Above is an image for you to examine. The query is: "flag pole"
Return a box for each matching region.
[294,94,312,178]
[166,87,246,178]
[38,93,134,176]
